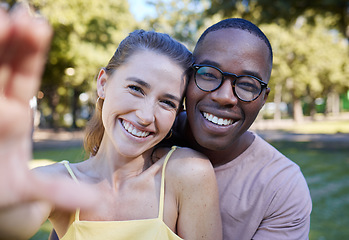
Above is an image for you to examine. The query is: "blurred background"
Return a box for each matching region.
[3,0,348,129]
[2,0,348,239]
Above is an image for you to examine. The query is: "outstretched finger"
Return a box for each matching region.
[3,6,52,104]
[0,9,11,95]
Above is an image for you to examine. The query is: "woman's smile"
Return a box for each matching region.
[121,119,152,138]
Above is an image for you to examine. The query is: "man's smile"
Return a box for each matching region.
[202,112,234,126]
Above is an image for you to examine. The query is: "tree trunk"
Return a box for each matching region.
[273,83,282,120]
[326,91,340,116]
[72,89,79,129]
[309,98,317,120]
[293,98,304,123]
[51,91,60,130]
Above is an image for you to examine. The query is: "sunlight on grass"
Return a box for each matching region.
[28,159,55,169]
[286,120,349,134]
[33,147,87,163]
[29,147,86,169]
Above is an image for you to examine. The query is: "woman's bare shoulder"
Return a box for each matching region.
[166,147,215,183]
[172,147,210,165]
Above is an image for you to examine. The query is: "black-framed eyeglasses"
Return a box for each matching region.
[192,64,268,102]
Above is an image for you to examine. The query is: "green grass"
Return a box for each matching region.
[29,140,349,240]
[271,141,349,240]
[32,147,87,163]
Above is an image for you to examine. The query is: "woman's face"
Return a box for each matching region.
[98,50,186,158]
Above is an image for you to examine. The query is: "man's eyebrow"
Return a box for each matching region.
[198,59,221,68]
[126,77,151,89]
[241,70,263,81]
[197,60,263,81]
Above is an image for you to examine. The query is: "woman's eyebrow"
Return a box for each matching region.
[126,77,151,89]
[163,93,181,103]
[126,77,181,102]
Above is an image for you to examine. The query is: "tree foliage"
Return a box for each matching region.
[262,16,349,121]
[145,0,222,50]
[206,0,349,38]
[3,0,348,125]
[12,0,137,128]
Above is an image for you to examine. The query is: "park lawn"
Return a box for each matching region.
[31,147,87,165]
[286,120,349,134]
[271,141,349,240]
[30,141,349,240]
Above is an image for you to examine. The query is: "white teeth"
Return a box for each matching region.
[122,120,150,138]
[203,112,233,126]
[212,116,218,123]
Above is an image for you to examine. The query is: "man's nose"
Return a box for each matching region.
[210,79,238,106]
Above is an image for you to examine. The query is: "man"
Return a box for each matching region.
[173,18,312,239]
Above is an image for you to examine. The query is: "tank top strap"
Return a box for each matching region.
[60,160,81,221]
[158,146,177,220]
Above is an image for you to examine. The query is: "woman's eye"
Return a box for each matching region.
[161,100,177,109]
[129,85,144,95]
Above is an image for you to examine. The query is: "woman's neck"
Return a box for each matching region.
[87,140,154,188]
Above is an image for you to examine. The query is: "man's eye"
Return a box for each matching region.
[236,78,260,92]
[198,72,218,80]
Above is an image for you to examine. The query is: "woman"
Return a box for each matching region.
[0,7,221,240]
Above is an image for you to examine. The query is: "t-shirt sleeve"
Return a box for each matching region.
[252,167,312,240]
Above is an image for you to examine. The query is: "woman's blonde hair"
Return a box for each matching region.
[84,30,193,156]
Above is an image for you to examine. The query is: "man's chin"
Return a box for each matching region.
[195,137,231,152]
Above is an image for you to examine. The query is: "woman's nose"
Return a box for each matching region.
[135,103,155,125]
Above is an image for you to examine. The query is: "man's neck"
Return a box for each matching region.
[186,129,255,168]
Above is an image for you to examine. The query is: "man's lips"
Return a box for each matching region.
[121,120,151,138]
[202,112,234,126]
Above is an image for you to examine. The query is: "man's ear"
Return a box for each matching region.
[259,87,270,109]
[263,87,270,102]
[97,68,108,99]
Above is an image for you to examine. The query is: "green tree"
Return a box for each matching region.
[263,16,349,122]
[145,0,220,50]
[9,0,136,128]
[206,0,349,40]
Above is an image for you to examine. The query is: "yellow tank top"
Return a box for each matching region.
[60,146,183,240]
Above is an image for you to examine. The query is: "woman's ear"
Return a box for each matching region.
[97,68,108,99]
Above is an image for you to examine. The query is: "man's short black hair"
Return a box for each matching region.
[195,18,273,65]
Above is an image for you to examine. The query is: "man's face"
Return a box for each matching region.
[186,28,271,151]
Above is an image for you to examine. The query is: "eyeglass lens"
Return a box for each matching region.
[195,66,263,102]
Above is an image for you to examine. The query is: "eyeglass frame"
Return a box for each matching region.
[191,64,268,102]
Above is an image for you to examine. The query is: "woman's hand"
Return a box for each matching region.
[0,6,97,211]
